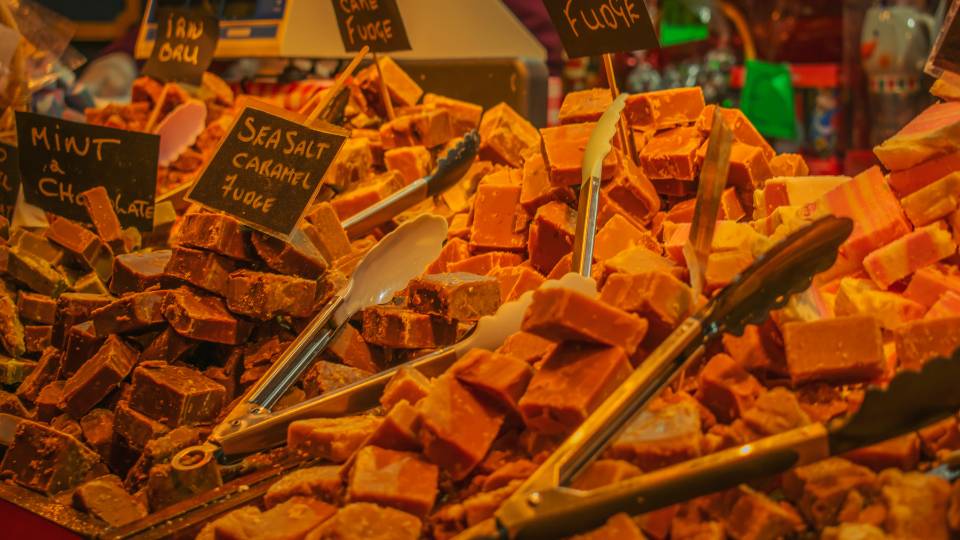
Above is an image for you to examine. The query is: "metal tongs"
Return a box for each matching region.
[455,214,855,539]
[342,130,480,238]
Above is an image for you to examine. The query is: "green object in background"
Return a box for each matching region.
[741,59,797,140]
[660,0,710,47]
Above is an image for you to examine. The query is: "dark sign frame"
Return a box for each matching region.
[142,7,220,86]
[0,142,19,219]
[542,0,659,58]
[330,0,411,53]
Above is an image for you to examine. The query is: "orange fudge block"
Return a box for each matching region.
[900,172,960,227]
[478,102,540,168]
[384,145,432,185]
[754,176,851,218]
[527,200,577,274]
[639,127,704,181]
[541,122,620,185]
[426,238,471,274]
[492,265,545,302]
[519,343,632,435]
[874,101,960,171]
[574,514,646,540]
[361,305,458,349]
[925,290,960,320]
[600,271,696,343]
[447,251,523,275]
[863,224,956,289]
[312,503,421,540]
[331,172,404,220]
[783,316,885,385]
[603,167,660,224]
[519,153,574,213]
[769,153,810,177]
[496,331,557,365]
[348,446,438,517]
[895,317,960,370]
[451,349,533,412]
[304,202,353,262]
[407,272,501,321]
[423,93,482,134]
[625,87,705,131]
[417,374,504,480]
[593,214,658,261]
[727,142,773,190]
[705,250,754,292]
[888,150,960,196]
[288,416,381,463]
[607,398,703,471]
[367,399,422,452]
[696,105,775,160]
[559,88,613,125]
[469,182,527,251]
[522,287,648,356]
[363,56,423,109]
[834,277,926,330]
[697,353,764,422]
[908,264,960,306]
[380,366,432,412]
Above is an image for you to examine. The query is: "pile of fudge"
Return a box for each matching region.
[0,58,958,540]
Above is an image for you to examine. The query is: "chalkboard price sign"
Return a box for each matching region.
[187,104,349,239]
[0,142,19,219]
[331,0,411,53]
[142,7,220,86]
[15,112,159,231]
[543,0,659,58]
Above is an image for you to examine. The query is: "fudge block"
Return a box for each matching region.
[72,272,110,295]
[570,459,642,491]
[834,277,925,330]
[302,361,373,399]
[91,290,169,335]
[593,214,658,261]
[607,398,702,471]
[625,87,706,131]
[863,224,956,289]
[383,145,433,185]
[304,202,354,262]
[541,122,620,185]
[519,152,575,213]
[639,127,704,181]
[574,513,645,540]
[140,326,197,364]
[16,347,61,402]
[895,317,960,370]
[926,290,960,320]
[664,220,762,262]
[367,400,422,452]
[17,291,57,324]
[705,250,754,292]
[519,343,632,435]
[742,387,811,436]
[61,321,106,376]
[348,446,438,517]
[600,271,697,344]
[426,238,471,274]
[325,136,374,190]
[447,251,523,275]
[288,416,381,463]
[163,289,252,345]
[451,349,533,411]
[23,325,52,355]
[783,316,885,385]
[877,469,951,540]
[0,286,23,358]
[60,335,137,417]
[263,466,343,508]
[0,420,100,494]
[0,355,35,386]
[697,354,764,422]
[888,149,960,196]
[163,246,234,296]
[418,374,504,480]
[558,88,613,125]
[724,488,805,540]
[363,56,423,109]
[844,433,921,471]
[310,503,421,540]
[470,181,527,251]
[405,108,457,148]
[769,153,810,177]
[361,305,458,349]
[210,498,336,540]
[492,265,545,303]
[7,247,68,297]
[782,457,878,528]
[522,287,648,356]
[697,105,776,160]
[527,200,576,273]
[53,293,114,349]
[11,229,64,265]
[874,100,960,171]
[754,176,851,218]
[226,270,318,319]
[176,212,251,260]
[597,246,680,282]
[129,363,226,426]
[80,408,114,459]
[110,250,171,295]
[727,142,773,190]
[325,323,379,373]
[250,229,328,279]
[423,93,483,134]
[904,265,960,307]
[901,171,960,227]
[407,273,501,321]
[381,366,433,411]
[603,168,660,225]
[331,172,404,220]
[496,331,557,365]
[35,380,65,422]
[478,102,540,168]
[46,216,112,275]
[73,475,147,527]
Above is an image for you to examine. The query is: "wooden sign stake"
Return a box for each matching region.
[602,53,637,165]
[305,45,369,125]
[144,84,171,133]
[372,52,396,121]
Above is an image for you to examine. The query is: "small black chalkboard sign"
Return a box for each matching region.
[143,7,219,86]
[187,103,349,239]
[331,0,411,53]
[0,142,19,219]
[16,112,159,231]
[542,0,659,59]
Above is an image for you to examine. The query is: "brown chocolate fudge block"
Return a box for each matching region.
[80,187,126,254]
[639,127,704,181]
[114,399,169,451]
[6,247,68,296]
[451,349,533,412]
[288,416,382,463]
[348,446,438,518]
[381,366,432,412]
[304,202,353,263]
[11,228,65,265]
[407,273,501,321]
[625,87,706,130]
[208,498,336,540]
[110,250,171,295]
[697,354,764,423]
[129,363,226,426]
[423,93,483,134]
[496,331,557,365]
[519,343,632,435]
[90,290,169,335]
[177,212,252,261]
[73,475,147,527]
[16,347,62,402]
[308,502,421,540]
[45,216,114,278]
[53,293,114,349]
[469,180,528,252]
[895,317,960,371]
[146,454,223,511]
[250,229,328,279]
[600,271,697,344]
[61,321,106,377]
[72,272,111,295]
[783,316,886,385]
[417,374,504,480]
[0,355,35,385]
[302,361,373,398]
[226,270,318,320]
[324,324,379,373]
[0,390,29,416]
[51,414,83,439]
[264,466,343,508]
[367,400,422,452]
[162,288,252,345]
[527,200,577,274]
[1,419,100,494]
[559,88,613,125]
[361,305,458,349]
[60,335,138,417]
[447,251,523,275]
[35,380,65,422]
[163,246,235,296]
[123,426,203,491]
[522,287,648,356]
[478,102,540,168]
[17,291,57,324]
[519,153,575,214]
[0,284,23,357]
[80,408,114,458]
[541,122,621,186]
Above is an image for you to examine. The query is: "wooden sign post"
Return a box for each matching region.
[142,7,219,86]
[15,112,159,231]
[0,141,18,218]
[542,0,660,164]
